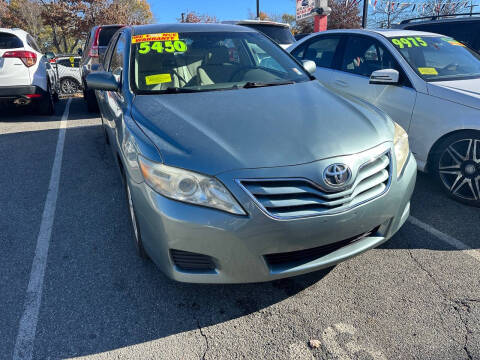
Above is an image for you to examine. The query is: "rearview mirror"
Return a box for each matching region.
[86,71,119,91]
[302,60,317,76]
[369,69,399,85]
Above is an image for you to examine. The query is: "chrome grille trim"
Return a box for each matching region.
[237,151,392,220]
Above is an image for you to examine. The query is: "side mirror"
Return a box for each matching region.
[77,48,83,56]
[86,71,119,91]
[369,69,399,85]
[45,52,55,60]
[302,60,317,75]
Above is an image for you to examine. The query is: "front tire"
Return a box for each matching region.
[431,131,480,207]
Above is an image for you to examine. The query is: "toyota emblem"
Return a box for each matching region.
[323,163,352,187]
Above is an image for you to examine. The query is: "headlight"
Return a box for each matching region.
[393,122,410,178]
[138,155,246,215]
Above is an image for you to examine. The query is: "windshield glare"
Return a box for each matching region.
[390,36,480,81]
[132,31,310,93]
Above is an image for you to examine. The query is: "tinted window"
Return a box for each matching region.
[406,21,479,50]
[341,36,401,77]
[109,33,126,81]
[303,37,341,68]
[99,26,123,47]
[26,35,41,52]
[242,24,295,44]
[0,33,23,49]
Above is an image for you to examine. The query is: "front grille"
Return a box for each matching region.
[239,152,391,219]
[170,250,216,271]
[264,226,380,270]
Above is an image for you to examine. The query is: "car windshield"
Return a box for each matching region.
[132,31,310,94]
[241,24,295,44]
[389,35,480,81]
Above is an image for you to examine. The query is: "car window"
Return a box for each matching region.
[132,31,310,93]
[341,36,401,77]
[99,27,122,47]
[390,35,480,81]
[406,22,479,50]
[242,24,295,45]
[57,58,80,68]
[246,41,284,73]
[303,37,341,69]
[0,32,23,49]
[109,33,126,82]
[26,35,41,52]
[104,34,120,70]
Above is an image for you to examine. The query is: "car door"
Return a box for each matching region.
[290,35,343,85]
[330,35,417,132]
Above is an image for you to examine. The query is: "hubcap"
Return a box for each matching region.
[439,138,480,201]
[126,184,140,243]
[61,80,77,94]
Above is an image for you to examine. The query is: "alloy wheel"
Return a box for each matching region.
[61,79,78,94]
[438,138,480,201]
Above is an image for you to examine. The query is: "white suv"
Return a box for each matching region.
[0,28,58,115]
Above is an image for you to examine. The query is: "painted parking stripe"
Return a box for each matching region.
[12,99,72,360]
[408,216,480,262]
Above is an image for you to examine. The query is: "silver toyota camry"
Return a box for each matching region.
[87,23,416,283]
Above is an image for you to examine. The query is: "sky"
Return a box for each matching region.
[149,0,297,23]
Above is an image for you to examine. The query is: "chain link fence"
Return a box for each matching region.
[52,55,83,98]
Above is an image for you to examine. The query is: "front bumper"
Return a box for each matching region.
[129,149,417,284]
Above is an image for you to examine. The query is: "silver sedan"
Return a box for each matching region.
[87,23,416,283]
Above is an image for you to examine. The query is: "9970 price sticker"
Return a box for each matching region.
[138,40,188,54]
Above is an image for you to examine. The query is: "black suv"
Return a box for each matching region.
[394,13,480,52]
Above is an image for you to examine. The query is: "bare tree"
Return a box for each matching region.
[179,11,217,23]
[369,0,412,28]
[419,0,469,16]
[328,0,362,29]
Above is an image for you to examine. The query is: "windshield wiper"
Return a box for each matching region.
[162,87,203,94]
[242,81,295,89]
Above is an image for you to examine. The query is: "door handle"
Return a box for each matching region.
[334,79,348,87]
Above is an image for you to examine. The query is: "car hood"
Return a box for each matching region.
[132,81,393,175]
[428,79,480,110]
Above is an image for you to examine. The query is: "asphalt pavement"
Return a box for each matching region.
[1,98,479,360]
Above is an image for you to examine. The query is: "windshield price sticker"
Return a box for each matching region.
[391,37,428,48]
[138,40,188,54]
[145,73,172,85]
[418,67,438,75]
[132,33,179,44]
